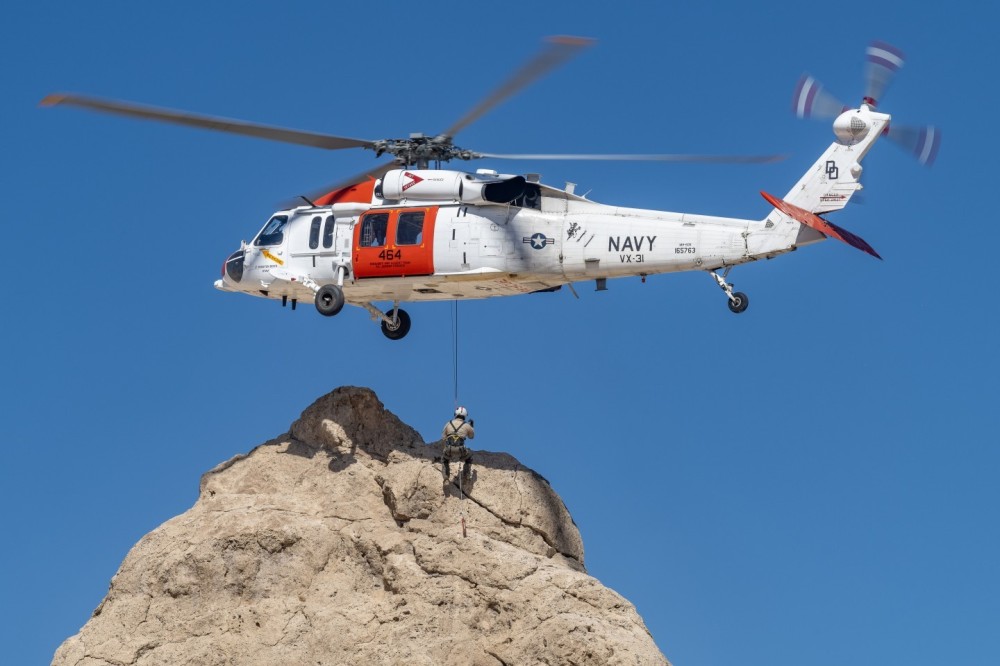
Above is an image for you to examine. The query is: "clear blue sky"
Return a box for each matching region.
[3,2,995,664]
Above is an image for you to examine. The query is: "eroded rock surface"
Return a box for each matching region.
[53,387,668,666]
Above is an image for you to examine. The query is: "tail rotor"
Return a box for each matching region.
[886,124,941,166]
[792,75,848,120]
[793,40,940,166]
[863,40,906,108]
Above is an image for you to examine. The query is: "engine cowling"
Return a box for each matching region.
[378,169,525,205]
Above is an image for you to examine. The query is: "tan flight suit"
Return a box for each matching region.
[441,417,475,478]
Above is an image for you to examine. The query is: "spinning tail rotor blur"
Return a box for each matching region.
[792,40,940,166]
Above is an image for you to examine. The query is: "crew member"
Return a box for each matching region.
[441,406,475,481]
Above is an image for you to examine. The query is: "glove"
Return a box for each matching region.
[469,419,475,427]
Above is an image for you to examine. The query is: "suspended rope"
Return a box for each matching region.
[451,300,460,408]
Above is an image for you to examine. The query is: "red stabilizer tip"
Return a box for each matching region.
[761,191,881,259]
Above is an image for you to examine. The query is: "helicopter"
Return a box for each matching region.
[42,38,938,340]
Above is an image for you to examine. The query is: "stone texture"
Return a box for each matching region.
[53,386,668,666]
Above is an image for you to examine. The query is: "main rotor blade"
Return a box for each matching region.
[441,35,594,140]
[478,152,787,164]
[864,41,905,107]
[41,93,376,151]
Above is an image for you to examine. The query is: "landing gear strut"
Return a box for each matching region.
[709,268,749,314]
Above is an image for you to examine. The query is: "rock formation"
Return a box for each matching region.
[53,387,668,665]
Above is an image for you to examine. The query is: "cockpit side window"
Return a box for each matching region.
[309,216,322,249]
[322,215,335,249]
[359,213,389,247]
[254,215,288,246]
[396,211,424,245]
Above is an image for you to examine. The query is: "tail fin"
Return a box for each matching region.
[781,107,890,214]
[747,106,890,259]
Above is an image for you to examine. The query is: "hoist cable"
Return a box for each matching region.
[451,300,460,407]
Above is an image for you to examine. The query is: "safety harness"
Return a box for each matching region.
[445,420,466,449]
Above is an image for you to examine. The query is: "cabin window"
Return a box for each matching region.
[254,215,288,246]
[359,212,389,247]
[322,215,335,248]
[396,211,424,245]
[309,216,322,249]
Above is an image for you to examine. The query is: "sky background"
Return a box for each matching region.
[2,2,996,664]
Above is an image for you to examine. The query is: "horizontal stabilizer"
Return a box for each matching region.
[761,191,881,259]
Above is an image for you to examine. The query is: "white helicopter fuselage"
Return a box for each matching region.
[219,179,761,303]
[215,105,890,336]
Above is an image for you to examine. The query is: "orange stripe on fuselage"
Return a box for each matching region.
[313,178,376,206]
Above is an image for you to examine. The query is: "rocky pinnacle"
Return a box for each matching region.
[53,387,668,666]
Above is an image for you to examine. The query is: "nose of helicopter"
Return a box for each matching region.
[216,249,245,290]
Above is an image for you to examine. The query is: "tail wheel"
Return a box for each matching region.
[315,284,345,317]
[381,308,411,340]
[727,292,749,314]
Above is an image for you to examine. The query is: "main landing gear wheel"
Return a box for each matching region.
[315,284,345,317]
[728,292,749,314]
[381,308,411,340]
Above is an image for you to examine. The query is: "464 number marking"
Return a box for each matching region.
[378,249,402,260]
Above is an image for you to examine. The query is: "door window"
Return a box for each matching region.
[359,213,389,247]
[396,211,424,245]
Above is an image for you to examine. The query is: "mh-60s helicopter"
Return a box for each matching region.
[43,38,938,340]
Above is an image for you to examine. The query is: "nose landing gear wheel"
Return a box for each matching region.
[315,284,345,317]
[381,308,411,340]
[727,292,749,314]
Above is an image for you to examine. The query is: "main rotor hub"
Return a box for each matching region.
[370,136,480,167]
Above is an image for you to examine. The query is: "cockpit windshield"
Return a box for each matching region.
[254,215,288,246]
